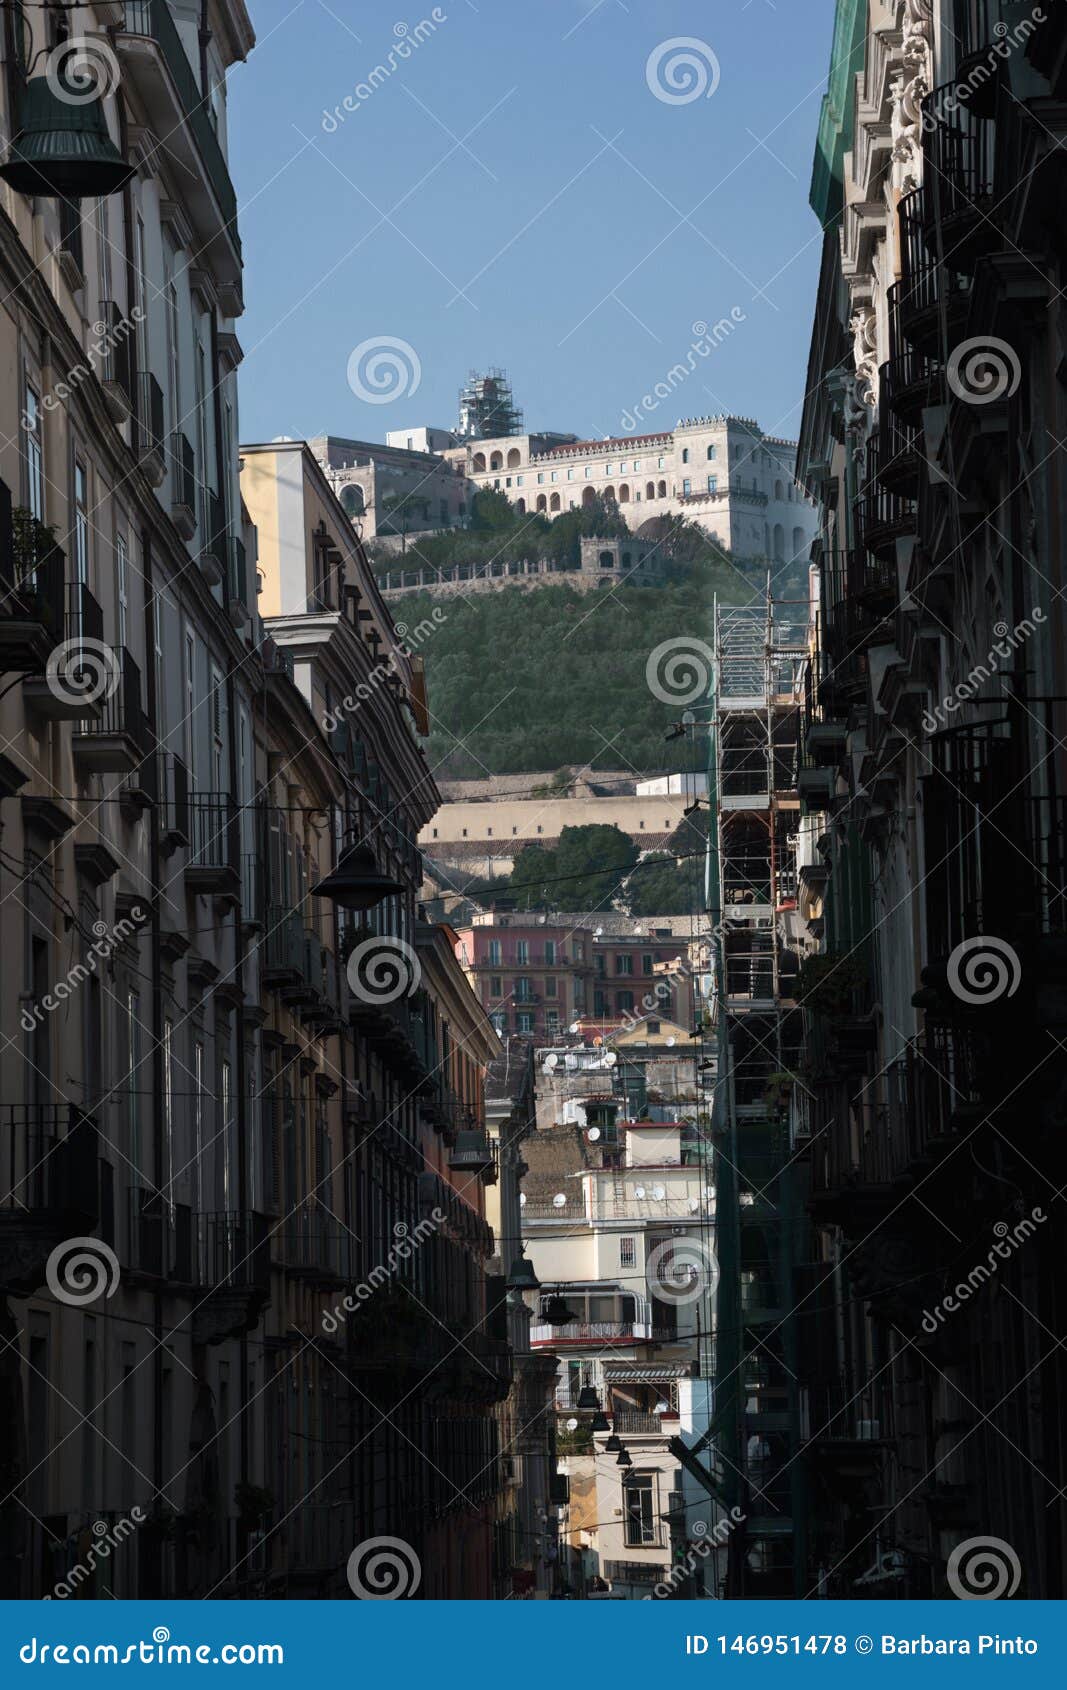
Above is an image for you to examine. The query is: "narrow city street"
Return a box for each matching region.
[0,0,1064,1647]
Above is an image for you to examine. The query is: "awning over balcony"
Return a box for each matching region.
[603,1362,691,1383]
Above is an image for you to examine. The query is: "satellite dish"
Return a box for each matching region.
[604,1052,617,1067]
[587,1127,602,1142]
[688,1198,700,1213]
[552,1193,567,1208]
[654,1400,670,1415]
[565,1054,578,1070]
[566,1417,578,1431]
[520,1193,527,1207]
[544,1054,558,1070]
[652,1184,666,1202]
[634,1186,646,1200]
[594,927,603,937]
[666,1037,676,1048]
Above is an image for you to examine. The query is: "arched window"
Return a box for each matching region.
[622,552,632,569]
[536,493,548,512]
[507,447,521,468]
[550,491,561,512]
[603,485,617,504]
[774,479,784,501]
[516,497,526,514]
[582,485,596,507]
[773,523,785,561]
[340,484,365,517]
[618,483,631,503]
[706,445,716,461]
[472,452,486,472]
[599,550,615,570]
[793,525,806,559]
[490,451,503,471]
[646,481,655,501]
[657,480,667,499]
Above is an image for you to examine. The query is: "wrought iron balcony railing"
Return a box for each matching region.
[920,78,999,272]
[185,790,240,894]
[133,370,165,464]
[120,2,241,257]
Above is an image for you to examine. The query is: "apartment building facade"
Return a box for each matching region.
[453,912,697,1043]
[792,0,1067,1598]
[0,6,511,1600]
[518,1105,717,1597]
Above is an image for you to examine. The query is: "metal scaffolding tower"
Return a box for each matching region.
[456,368,524,439]
[707,590,810,1597]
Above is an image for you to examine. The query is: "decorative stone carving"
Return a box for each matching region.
[849,308,880,409]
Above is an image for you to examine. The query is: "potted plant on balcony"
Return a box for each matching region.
[795,953,869,1019]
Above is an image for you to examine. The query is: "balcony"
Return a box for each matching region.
[23,581,106,721]
[884,285,940,424]
[282,1207,351,1288]
[530,1319,671,1345]
[169,431,197,539]
[158,752,191,851]
[897,190,971,356]
[133,371,166,486]
[199,488,226,586]
[262,906,306,990]
[192,1210,271,1345]
[227,535,250,627]
[857,430,916,558]
[0,1106,102,1294]
[0,489,65,674]
[920,81,999,272]
[72,648,152,775]
[185,791,240,896]
[612,1410,677,1436]
[97,299,135,423]
[116,2,242,289]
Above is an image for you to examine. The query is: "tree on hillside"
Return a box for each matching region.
[626,853,700,916]
[553,824,639,910]
[470,487,516,533]
[507,843,559,911]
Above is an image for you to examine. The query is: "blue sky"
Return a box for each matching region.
[230,0,837,449]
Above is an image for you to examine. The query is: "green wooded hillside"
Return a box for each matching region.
[373,500,753,776]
